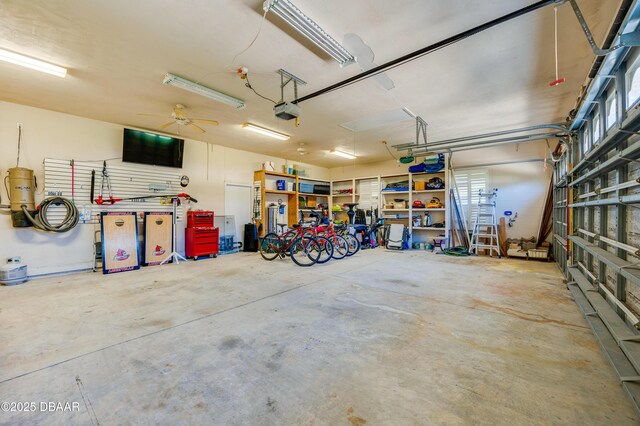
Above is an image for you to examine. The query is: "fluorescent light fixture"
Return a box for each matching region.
[0,48,66,78]
[163,73,245,109]
[330,149,357,159]
[263,0,354,66]
[242,123,290,140]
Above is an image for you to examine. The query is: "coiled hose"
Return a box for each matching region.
[21,197,79,232]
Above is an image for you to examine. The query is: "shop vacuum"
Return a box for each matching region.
[7,167,36,227]
[5,167,78,232]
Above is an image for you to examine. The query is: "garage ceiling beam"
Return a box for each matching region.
[293,0,560,104]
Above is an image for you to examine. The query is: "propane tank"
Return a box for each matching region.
[8,167,35,227]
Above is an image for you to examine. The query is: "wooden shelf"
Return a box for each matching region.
[413,227,446,231]
[332,193,354,197]
[383,208,409,211]
[298,177,329,183]
[299,192,330,197]
[381,191,409,195]
[259,170,297,178]
[413,189,446,193]
[265,189,296,195]
[413,208,445,211]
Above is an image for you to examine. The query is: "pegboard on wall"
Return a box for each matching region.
[43,158,191,223]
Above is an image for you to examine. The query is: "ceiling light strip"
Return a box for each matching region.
[272,6,351,62]
[242,123,290,140]
[0,48,67,78]
[264,0,354,65]
[163,73,246,109]
[330,149,357,159]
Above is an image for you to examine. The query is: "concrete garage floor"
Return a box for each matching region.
[0,250,637,425]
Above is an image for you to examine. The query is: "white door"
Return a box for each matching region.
[224,183,252,244]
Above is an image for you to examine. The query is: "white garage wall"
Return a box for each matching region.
[0,101,329,275]
[329,142,553,240]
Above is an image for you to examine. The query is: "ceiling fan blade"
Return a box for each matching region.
[191,119,219,126]
[187,123,206,133]
[158,121,175,129]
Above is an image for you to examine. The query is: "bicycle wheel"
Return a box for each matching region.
[259,233,281,261]
[344,233,361,256]
[330,235,349,260]
[313,235,334,264]
[290,236,321,266]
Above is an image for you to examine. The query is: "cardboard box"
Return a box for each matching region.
[415,181,426,191]
[528,248,549,258]
[307,196,317,208]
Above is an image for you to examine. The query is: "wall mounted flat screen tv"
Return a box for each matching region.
[122,128,184,168]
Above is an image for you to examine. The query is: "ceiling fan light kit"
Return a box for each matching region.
[263,0,354,66]
[0,48,67,78]
[330,149,357,159]
[242,123,290,140]
[163,73,246,109]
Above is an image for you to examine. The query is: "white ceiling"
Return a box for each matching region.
[0,0,620,167]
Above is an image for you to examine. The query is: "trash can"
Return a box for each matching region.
[243,223,258,252]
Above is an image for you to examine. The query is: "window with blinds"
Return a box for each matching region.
[356,178,380,213]
[453,169,488,226]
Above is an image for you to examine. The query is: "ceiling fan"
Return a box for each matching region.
[140,104,219,134]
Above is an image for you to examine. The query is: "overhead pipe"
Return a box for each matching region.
[393,124,569,150]
[405,132,561,152]
[405,132,563,154]
[435,136,565,153]
[451,158,550,170]
[293,0,561,104]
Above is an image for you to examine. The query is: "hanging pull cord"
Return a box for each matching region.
[555,6,559,81]
[550,6,565,86]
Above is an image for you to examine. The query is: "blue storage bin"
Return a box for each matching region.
[276,180,285,190]
[298,182,314,193]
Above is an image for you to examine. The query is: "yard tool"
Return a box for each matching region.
[95,161,121,205]
[90,169,95,204]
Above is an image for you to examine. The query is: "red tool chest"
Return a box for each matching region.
[185,211,219,259]
[187,211,214,228]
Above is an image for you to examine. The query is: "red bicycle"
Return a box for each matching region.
[259,223,330,266]
[304,221,350,260]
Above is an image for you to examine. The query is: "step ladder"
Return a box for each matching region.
[470,189,501,257]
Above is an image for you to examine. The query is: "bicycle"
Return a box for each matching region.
[305,221,351,259]
[281,220,335,264]
[259,223,327,266]
[333,222,361,256]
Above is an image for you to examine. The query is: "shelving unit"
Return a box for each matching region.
[297,176,330,222]
[330,178,355,222]
[379,155,450,246]
[253,156,449,245]
[253,170,331,236]
[253,170,299,237]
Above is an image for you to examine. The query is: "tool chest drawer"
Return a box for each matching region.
[187,211,215,228]
[185,227,219,258]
